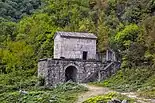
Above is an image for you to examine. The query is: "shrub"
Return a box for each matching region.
[38,76,45,86]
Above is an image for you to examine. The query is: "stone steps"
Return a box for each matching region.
[82,61,121,83]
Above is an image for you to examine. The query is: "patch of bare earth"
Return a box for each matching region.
[76,84,155,103]
[76,84,113,103]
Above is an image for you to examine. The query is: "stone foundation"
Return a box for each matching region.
[38,58,105,86]
[38,58,120,86]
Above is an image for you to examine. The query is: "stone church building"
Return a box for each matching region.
[38,32,120,86]
[54,32,97,60]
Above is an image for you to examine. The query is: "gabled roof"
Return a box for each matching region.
[54,31,97,39]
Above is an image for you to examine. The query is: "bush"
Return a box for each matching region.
[38,76,45,86]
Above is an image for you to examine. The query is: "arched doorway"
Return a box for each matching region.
[65,66,77,82]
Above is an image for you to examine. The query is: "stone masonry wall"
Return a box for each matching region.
[38,58,104,86]
[54,34,96,59]
[61,37,96,59]
[54,34,61,59]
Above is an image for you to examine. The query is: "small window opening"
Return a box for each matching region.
[83,51,88,60]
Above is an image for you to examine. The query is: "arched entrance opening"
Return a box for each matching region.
[65,66,77,82]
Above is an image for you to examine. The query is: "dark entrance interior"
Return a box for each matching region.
[65,66,77,82]
[83,51,88,60]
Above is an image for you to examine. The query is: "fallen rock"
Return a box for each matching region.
[19,90,28,94]
[112,98,122,103]
[107,98,122,103]
[121,100,128,103]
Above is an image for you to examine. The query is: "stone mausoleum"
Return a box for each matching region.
[38,32,120,86]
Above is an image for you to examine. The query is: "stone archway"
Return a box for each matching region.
[65,66,77,82]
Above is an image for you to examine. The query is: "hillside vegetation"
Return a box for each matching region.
[0,0,155,102]
[93,67,155,98]
[0,0,155,73]
[0,0,42,21]
[83,92,135,103]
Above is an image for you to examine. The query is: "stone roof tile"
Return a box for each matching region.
[55,31,97,39]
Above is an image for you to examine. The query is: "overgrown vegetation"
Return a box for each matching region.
[83,92,135,103]
[0,0,155,102]
[0,70,87,103]
[1,0,155,73]
[92,67,155,98]
[0,82,87,103]
[0,0,42,21]
[0,69,37,93]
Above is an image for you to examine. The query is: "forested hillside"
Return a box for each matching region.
[1,0,155,73]
[0,0,42,21]
[0,0,155,102]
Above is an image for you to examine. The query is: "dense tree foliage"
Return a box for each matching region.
[0,0,42,21]
[0,0,155,73]
[1,1,155,101]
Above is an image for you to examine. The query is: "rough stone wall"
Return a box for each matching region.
[38,59,48,78]
[38,59,103,86]
[54,35,96,59]
[61,37,96,59]
[54,34,61,59]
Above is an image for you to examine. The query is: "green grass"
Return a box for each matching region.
[0,69,88,103]
[82,92,136,103]
[139,89,155,99]
[0,82,88,103]
[91,67,155,98]
[0,69,38,94]
[138,74,155,99]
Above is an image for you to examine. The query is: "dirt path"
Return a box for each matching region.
[120,92,155,103]
[76,84,113,103]
[76,84,155,103]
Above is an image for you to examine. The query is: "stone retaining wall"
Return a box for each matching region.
[38,58,104,86]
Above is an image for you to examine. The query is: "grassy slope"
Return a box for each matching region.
[83,92,135,103]
[0,70,87,103]
[1,68,154,102]
[92,67,155,99]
